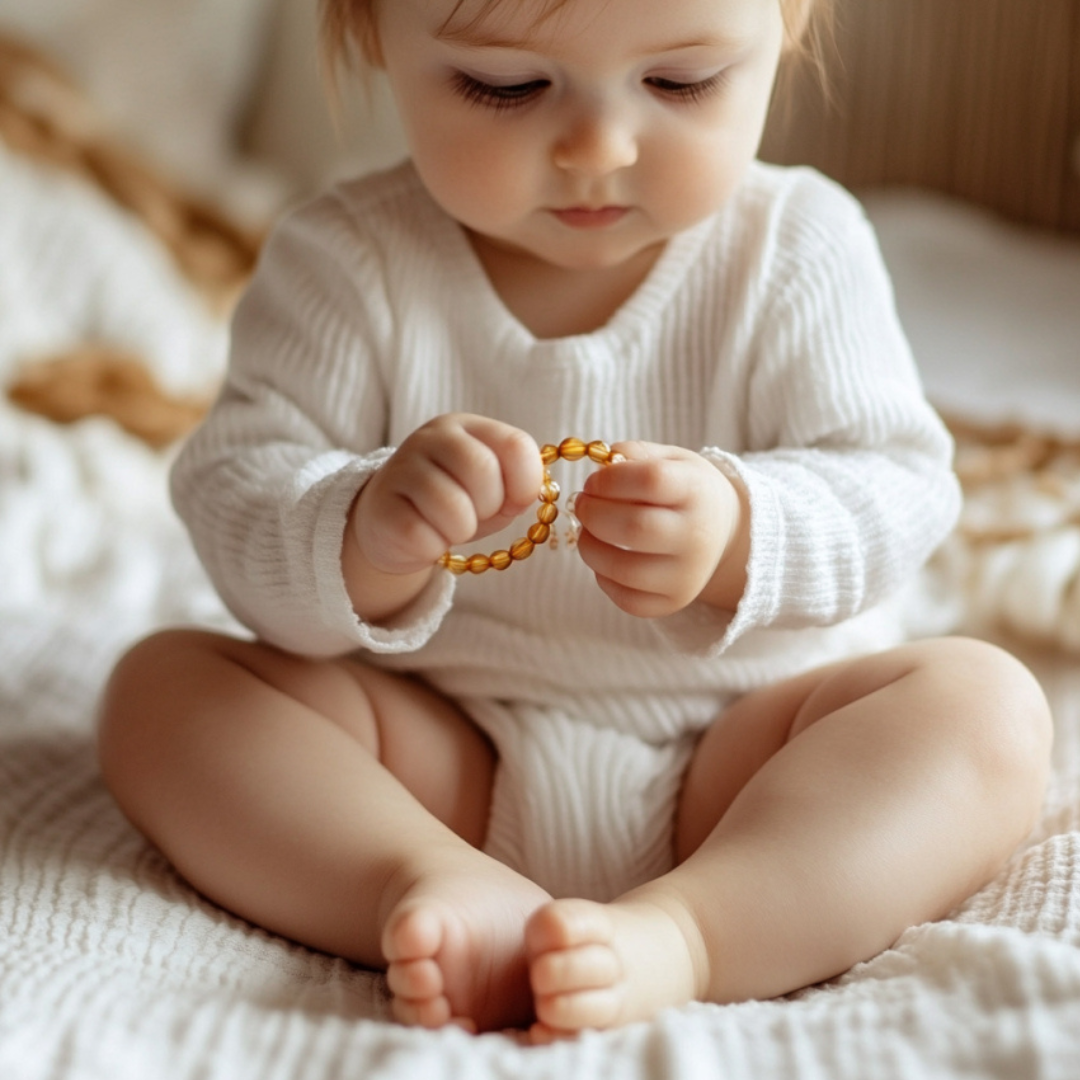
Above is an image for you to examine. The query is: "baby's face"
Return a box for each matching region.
[375,0,785,273]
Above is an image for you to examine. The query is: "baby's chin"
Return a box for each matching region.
[465,222,669,276]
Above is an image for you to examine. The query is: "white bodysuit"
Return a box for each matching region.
[171,161,961,901]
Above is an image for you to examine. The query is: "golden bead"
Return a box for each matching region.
[540,476,561,503]
[438,437,613,575]
[510,537,535,560]
[558,437,587,461]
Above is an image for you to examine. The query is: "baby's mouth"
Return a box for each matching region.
[550,206,629,229]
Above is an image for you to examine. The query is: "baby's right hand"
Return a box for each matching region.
[350,414,544,577]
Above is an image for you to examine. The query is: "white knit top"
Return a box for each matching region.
[171,160,960,708]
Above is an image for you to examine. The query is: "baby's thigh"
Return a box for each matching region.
[222,633,499,846]
[342,658,497,846]
[101,628,495,848]
[676,637,1051,860]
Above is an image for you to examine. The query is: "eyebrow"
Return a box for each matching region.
[648,34,755,55]
[436,24,753,55]
[435,23,543,50]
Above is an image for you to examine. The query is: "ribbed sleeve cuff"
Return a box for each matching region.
[307,450,457,655]
[651,448,783,657]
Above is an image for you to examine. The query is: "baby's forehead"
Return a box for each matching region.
[433,0,773,48]
[434,0,574,44]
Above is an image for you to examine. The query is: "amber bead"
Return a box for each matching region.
[438,437,618,575]
[536,502,558,525]
[509,537,535,560]
[558,437,587,461]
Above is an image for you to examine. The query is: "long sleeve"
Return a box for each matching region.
[170,189,454,657]
[658,176,961,655]
[169,160,960,702]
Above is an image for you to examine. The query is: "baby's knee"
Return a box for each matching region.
[917,637,1052,796]
[97,629,225,786]
[101,628,217,716]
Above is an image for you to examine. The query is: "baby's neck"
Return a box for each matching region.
[468,233,665,340]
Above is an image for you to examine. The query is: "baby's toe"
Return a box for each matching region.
[382,902,443,962]
[528,1021,577,1045]
[387,956,444,1000]
[535,986,624,1032]
[391,992,453,1029]
[526,899,614,954]
[530,943,621,996]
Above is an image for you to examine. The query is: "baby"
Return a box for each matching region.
[98,0,1053,1041]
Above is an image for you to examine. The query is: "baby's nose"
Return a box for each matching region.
[551,104,638,176]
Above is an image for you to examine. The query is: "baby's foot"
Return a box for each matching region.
[525,889,708,1038]
[381,854,551,1033]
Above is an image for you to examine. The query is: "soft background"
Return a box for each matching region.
[2,1,1080,1078]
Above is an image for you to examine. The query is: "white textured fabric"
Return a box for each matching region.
[3,151,1080,1076]
[172,159,960,684]
[864,190,1080,437]
[0,143,227,399]
[473,697,699,901]
[169,160,960,897]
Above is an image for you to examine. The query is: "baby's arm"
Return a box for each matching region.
[576,190,962,636]
[343,413,544,623]
[572,442,751,619]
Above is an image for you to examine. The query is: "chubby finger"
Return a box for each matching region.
[576,529,676,594]
[571,493,684,555]
[461,417,544,516]
[582,449,696,508]
[406,414,541,529]
[592,571,683,620]
[396,456,483,548]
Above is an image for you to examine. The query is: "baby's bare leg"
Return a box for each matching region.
[98,628,549,1032]
[526,637,1052,1036]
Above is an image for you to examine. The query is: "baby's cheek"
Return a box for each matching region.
[413,134,529,232]
[645,131,756,231]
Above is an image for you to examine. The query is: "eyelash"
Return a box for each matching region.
[451,73,549,111]
[450,71,728,112]
[645,72,729,104]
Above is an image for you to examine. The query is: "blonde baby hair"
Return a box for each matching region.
[319,0,834,88]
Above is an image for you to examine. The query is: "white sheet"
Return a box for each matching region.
[863,190,1080,438]
[3,160,1080,1078]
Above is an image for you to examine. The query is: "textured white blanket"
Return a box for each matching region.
[2,149,1080,1079]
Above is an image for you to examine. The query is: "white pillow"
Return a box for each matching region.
[863,190,1080,437]
[0,0,275,194]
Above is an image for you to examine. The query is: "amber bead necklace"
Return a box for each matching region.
[438,438,623,575]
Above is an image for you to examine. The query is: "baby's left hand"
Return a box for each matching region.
[572,442,744,618]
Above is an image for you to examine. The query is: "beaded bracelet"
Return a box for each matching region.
[437,437,624,575]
